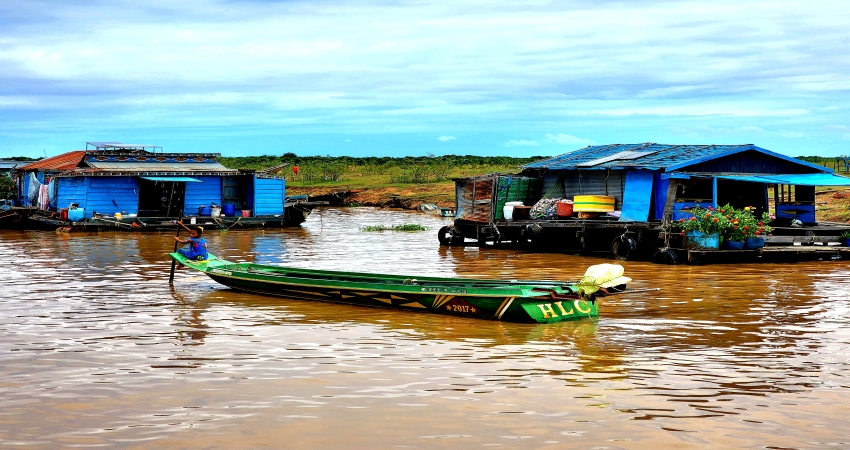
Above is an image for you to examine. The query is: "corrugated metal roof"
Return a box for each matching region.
[715,173,850,186]
[85,161,237,172]
[17,151,86,171]
[0,160,35,170]
[524,143,822,171]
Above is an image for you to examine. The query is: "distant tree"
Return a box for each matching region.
[0,173,14,199]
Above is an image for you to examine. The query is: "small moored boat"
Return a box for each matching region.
[169,253,632,323]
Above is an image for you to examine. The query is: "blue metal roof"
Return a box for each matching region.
[524,143,831,173]
[715,173,850,186]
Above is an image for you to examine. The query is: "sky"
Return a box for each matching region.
[0,0,848,159]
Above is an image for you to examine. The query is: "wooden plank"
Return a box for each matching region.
[764,236,844,245]
[761,246,847,253]
[660,179,679,230]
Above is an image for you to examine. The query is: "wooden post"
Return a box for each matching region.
[773,184,779,218]
[660,179,680,230]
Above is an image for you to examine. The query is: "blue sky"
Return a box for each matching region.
[1,0,848,159]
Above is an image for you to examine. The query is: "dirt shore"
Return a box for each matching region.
[288,183,456,209]
[290,185,850,223]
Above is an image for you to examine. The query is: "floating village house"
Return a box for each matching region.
[11,142,295,229]
[445,143,850,262]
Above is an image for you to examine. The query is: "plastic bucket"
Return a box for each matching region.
[241,210,251,218]
[210,206,222,217]
[744,237,765,249]
[556,200,574,217]
[222,204,236,216]
[199,207,211,216]
[60,208,69,220]
[68,208,85,222]
[503,205,515,220]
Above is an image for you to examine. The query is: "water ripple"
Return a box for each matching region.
[1,210,849,448]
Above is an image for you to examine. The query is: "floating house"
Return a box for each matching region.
[6,142,313,231]
[442,143,850,263]
[1,160,34,207]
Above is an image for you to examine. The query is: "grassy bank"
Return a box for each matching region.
[219,154,542,207]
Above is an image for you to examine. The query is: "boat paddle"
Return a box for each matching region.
[168,215,183,285]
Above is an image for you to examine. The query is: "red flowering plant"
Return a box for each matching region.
[674,205,731,235]
[726,206,772,241]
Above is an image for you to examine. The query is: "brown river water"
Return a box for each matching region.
[1,207,849,449]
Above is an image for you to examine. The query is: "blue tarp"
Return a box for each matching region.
[714,173,850,186]
[620,170,654,222]
[139,176,202,182]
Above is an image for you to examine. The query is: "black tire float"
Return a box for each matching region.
[611,236,637,260]
[438,226,464,246]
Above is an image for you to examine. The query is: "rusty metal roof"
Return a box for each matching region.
[84,161,236,172]
[17,151,86,171]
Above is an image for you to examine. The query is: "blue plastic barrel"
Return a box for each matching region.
[68,208,85,221]
[222,204,236,216]
[199,207,211,216]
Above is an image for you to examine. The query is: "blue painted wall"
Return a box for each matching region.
[184,176,223,216]
[652,172,670,221]
[84,177,139,218]
[56,177,89,212]
[253,176,285,216]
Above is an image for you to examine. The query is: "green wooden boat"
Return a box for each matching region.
[169,252,632,323]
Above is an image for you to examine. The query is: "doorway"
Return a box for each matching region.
[138,179,186,217]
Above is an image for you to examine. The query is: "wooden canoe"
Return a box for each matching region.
[169,252,631,323]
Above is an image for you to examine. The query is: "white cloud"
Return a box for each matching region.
[545,133,594,146]
[825,125,850,132]
[842,134,850,141]
[780,130,805,138]
[2,1,850,157]
[503,139,539,147]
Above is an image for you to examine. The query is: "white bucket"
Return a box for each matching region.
[503,201,523,221]
[210,206,222,218]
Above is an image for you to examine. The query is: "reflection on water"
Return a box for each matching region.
[1,207,849,448]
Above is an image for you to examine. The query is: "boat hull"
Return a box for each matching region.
[170,253,599,323]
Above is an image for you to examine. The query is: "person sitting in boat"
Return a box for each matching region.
[175,222,208,261]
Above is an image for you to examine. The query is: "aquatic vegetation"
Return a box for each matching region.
[360,224,430,232]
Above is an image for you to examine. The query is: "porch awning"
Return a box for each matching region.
[714,173,850,186]
[139,176,202,182]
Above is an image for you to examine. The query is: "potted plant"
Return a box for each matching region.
[715,204,743,249]
[674,206,730,249]
[842,231,850,247]
[734,206,772,249]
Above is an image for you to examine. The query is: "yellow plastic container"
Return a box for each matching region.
[573,195,615,212]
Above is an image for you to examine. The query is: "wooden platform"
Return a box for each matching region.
[686,245,850,263]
